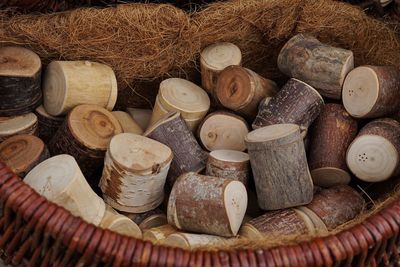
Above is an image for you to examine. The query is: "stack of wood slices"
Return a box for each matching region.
[2,32,397,249]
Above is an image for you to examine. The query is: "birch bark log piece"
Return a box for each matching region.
[145,112,208,187]
[143,224,178,243]
[167,172,247,237]
[252,78,324,134]
[99,205,142,238]
[245,124,314,210]
[0,46,42,116]
[0,113,38,142]
[112,111,143,135]
[163,232,231,250]
[149,78,210,131]
[121,209,167,230]
[24,154,106,225]
[342,66,400,118]
[206,150,250,186]
[100,133,173,213]
[34,105,64,143]
[48,104,122,187]
[277,34,354,99]
[308,104,358,187]
[43,60,118,116]
[197,111,249,151]
[215,66,278,120]
[126,108,152,131]
[200,42,242,95]
[346,118,400,182]
[0,134,49,178]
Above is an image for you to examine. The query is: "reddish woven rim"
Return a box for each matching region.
[0,161,398,266]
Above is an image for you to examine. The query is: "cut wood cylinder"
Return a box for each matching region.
[34,105,64,143]
[206,150,250,186]
[308,104,358,187]
[24,154,106,225]
[125,209,168,231]
[143,224,178,243]
[99,205,142,238]
[48,104,122,187]
[278,34,354,99]
[167,172,247,237]
[198,111,249,152]
[43,60,118,116]
[112,111,143,135]
[200,42,242,95]
[0,134,49,178]
[149,78,210,131]
[145,112,208,187]
[342,65,400,118]
[100,133,173,213]
[245,124,314,210]
[252,78,324,133]
[126,108,152,131]
[0,113,38,143]
[346,118,400,182]
[164,232,231,250]
[215,66,278,120]
[0,46,42,116]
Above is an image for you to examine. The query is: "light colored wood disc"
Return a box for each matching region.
[126,108,152,131]
[295,206,328,232]
[245,123,299,143]
[311,167,351,188]
[100,206,142,238]
[112,111,143,135]
[138,214,168,230]
[239,223,263,239]
[200,42,242,71]
[342,66,379,118]
[346,135,398,182]
[292,208,317,234]
[143,224,178,243]
[0,46,41,77]
[209,150,249,163]
[0,113,37,137]
[225,180,248,235]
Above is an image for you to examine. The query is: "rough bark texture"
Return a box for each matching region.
[252,78,324,132]
[34,106,64,144]
[278,34,354,99]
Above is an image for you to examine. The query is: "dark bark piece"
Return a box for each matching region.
[343,65,400,118]
[245,123,314,210]
[0,113,38,142]
[346,118,400,182]
[0,46,42,116]
[278,34,354,99]
[252,78,324,134]
[308,104,358,187]
[34,105,64,144]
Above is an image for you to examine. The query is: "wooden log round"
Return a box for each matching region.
[252,78,324,134]
[0,113,38,143]
[99,205,142,238]
[215,66,278,120]
[308,104,358,187]
[143,224,178,243]
[112,111,143,135]
[200,42,242,95]
[346,118,400,182]
[163,232,230,250]
[23,154,106,225]
[145,112,208,187]
[0,46,42,116]
[206,150,250,186]
[0,134,49,178]
[342,65,400,118]
[167,172,247,237]
[245,123,314,210]
[100,133,173,213]
[34,105,64,143]
[277,34,354,99]
[197,111,249,152]
[48,104,122,187]
[43,60,118,116]
[121,209,168,230]
[126,108,152,131]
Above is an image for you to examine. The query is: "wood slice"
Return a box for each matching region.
[0,113,38,142]
[34,105,64,143]
[198,111,249,152]
[121,209,167,230]
[200,42,242,95]
[145,112,208,187]
[100,133,173,213]
[0,134,49,178]
[308,104,358,187]
[278,34,354,99]
[342,65,400,118]
[163,232,230,250]
[0,46,42,116]
[245,124,314,210]
[100,205,142,238]
[252,78,324,133]
[143,224,178,243]
[206,149,250,186]
[112,111,143,135]
[167,172,247,237]
[126,108,152,131]
[346,118,400,182]
[216,66,278,120]
[43,61,118,116]
[48,104,122,187]
[24,154,106,225]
